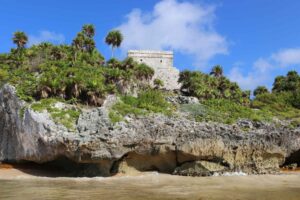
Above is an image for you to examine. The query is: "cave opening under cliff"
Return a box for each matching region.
[2,157,103,177]
[282,149,300,168]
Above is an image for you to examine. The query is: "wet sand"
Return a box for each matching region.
[1,163,299,179]
[0,163,300,200]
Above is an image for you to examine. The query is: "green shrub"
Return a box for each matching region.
[31,98,59,112]
[153,78,164,89]
[253,86,269,96]
[109,89,173,123]
[108,111,124,123]
[134,63,155,81]
[135,89,172,113]
[31,98,81,129]
[19,106,27,118]
[290,90,300,109]
[0,68,9,82]
[181,99,272,124]
[252,92,300,121]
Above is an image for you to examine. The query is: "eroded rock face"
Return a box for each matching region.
[173,161,227,176]
[0,84,300,176]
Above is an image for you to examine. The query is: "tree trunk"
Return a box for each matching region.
[112,46,115,58]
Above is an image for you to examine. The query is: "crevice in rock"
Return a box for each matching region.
[110,153,129,175]
[174,144,179,166]
[176,157,230,169]
[176,150,230,168]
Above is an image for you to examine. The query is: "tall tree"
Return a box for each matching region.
[272,71,300,92]
[272,75,286,92]
[82,24,95,38]
[105,30,123,58]
[210,65,223,78]
[253,86,269,96]
[72,32,86,51]
[12,31,28,49]
[286,70,299,91]
[84,38,96,53]
[73,25,96,54]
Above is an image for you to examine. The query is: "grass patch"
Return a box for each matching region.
[181,99,273,124]
[19,106,27,118]
[252,92,300,121]
[31,98,81,130]
[108,111,124,124]
[31,98,59,112]
[50,109,81,130]
[109,89,174,123]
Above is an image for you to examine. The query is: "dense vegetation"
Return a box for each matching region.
[0,25,167,127]
[0,24,300,127]
[0,25,155,106]
[178,66,264,124]
[178,66,250,105]
[180,99,273,125]
[179,69,300,125]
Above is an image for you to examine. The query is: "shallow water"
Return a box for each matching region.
[0,173,300,200]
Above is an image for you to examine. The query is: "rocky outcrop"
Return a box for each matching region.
[0,84,300,177]
[166,95,199,105]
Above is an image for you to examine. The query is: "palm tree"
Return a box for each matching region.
[178,70,193,94]
[106,58,122,68]
[178,70,192,83]
[82,24,95,38]
[84,37,95,53]
[272,75,285,92]
[105,30,123,58]
[50,46,64,60]
[210,65,223,78]
[135,63,154,81]
[286,70,299,91]
[253,86,269,96]
[72,32,85,51]
[121,57,136,70]
[218,77,230,94]
[105,68,122,83]
[12,31,28,49]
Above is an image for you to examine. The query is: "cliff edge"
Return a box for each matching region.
[0,84,300,176]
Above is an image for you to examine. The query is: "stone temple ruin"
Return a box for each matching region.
[128,50,181,90]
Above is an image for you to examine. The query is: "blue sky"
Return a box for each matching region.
[1,0,300,91]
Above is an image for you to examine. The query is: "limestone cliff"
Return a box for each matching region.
[0,84,300,177]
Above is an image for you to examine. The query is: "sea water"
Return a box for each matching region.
[0,172,300,200]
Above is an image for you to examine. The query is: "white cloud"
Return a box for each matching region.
[271,48,300,67]
[118,0,228,68]
[228,67,270,91]
[253,58,273,73]
[228,48,300,91]
[28,31,65,46]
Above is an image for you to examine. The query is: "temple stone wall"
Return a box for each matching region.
[128,50,181,90]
